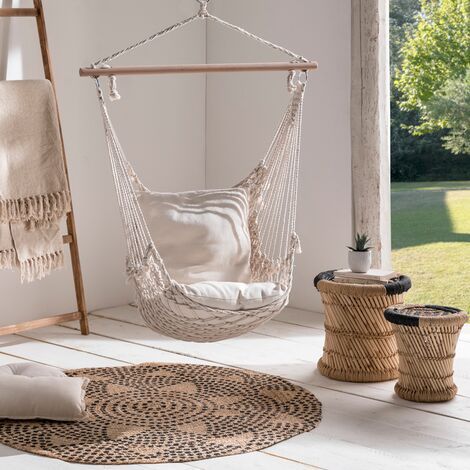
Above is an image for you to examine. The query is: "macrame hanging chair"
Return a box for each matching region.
[86,0,313,342]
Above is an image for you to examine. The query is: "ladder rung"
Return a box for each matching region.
[0,311,81,336]
[0,8,38,17]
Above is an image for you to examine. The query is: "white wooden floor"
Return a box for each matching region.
[0,305,469,470]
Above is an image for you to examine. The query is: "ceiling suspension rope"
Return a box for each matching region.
[87,0,311,102]
[91,15,199,68]
[196,0,210,17]
[92,0,307,68]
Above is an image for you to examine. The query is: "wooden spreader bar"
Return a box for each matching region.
[80,61,318,77]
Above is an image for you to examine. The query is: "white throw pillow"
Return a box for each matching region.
[180,281,286,311]
[0,362,88,421]
[138,188,252,284]
[0,362,66,378]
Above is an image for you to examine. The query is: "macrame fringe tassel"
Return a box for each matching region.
[0,190,71,229]
[0,249,18,270]
[20,251,64,283]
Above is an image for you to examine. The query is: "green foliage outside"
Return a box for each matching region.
[392,182,470,311]
[426,71,470,155]
[395,0,469,152]
[390,0,470,181]
[390,3,469,312]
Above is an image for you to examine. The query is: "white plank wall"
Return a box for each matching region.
[0,305,469,470]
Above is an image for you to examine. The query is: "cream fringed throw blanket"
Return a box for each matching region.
[0,80,71,282]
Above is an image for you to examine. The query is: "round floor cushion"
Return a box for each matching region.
[0,363,322,465]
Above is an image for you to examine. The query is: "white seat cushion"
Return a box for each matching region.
[138,188,252,285]
[0,362,88,421]
[180,281,286,311]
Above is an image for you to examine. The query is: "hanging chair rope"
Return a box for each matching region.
[94,76,305,286]
[247,82,305,283]
[94,80,171,286]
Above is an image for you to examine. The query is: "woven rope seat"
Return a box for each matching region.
[314,271,411,383]
[384,304,468,402]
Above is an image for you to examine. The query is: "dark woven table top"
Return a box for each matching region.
[313,270,412,296]
[384,304,467,327]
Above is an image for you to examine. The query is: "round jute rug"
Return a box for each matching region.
[0,363,321,465]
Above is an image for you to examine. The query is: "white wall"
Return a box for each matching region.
[206,0,352,311]
[0,0,206,326]
[0,0,352,325]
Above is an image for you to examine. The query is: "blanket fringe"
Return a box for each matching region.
[20,250,64,283]
[0,191,71,229]
[0,249,18,270]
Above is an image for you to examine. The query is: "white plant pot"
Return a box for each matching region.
[348,250,372,273]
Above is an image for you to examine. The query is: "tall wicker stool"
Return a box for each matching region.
[384,305,468,402]
[314,271,412,382]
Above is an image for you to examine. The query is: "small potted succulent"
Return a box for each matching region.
[348,233,373,273]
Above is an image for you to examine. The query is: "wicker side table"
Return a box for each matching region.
[384,305,468,402]
[314,271,411,383]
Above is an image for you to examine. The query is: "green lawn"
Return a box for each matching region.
[392,181,470,312]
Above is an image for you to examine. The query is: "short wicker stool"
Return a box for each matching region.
[314,271,411,382]
[384,305,468,402]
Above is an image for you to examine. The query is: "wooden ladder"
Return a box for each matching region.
[0,0,89,336]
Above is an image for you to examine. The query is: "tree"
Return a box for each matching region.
[390,0,421,78]
[395,0,470,154]
[389,0,461,181]
[427,71,470,154]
